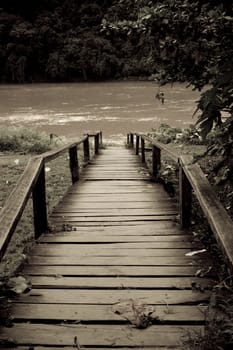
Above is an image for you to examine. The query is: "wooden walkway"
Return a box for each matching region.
[1,146,214,349]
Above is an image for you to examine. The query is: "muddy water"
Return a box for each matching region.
[0,81,201,143]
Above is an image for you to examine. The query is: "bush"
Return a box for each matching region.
[150,123,204,145]
[0,127,54,153]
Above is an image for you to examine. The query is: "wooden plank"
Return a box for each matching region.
[68,188,165,194]
[39,232,197,243]
[74,180,153,185]
[60,193,171,201]
[39,234,196,243]
[28,276,214,289]
[50,215,177,222]
[53,209,177,215]
[55,204,177,211]
[23,265,211,277]
[51,212,178,218]
[30,247,202,257]
[47,222,185,233]
[0,323,203,347]
[55,203,176,210]
[9,304,207,322]
[14,288,210,304]
[34,242,200,249]
[53,221,179,227]
[28,255,209,266]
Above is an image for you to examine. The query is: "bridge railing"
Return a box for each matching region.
[0,131,102,260]
[127,132,233,269]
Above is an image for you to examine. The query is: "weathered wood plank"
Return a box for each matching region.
[32,246,203,259]
[48,223,185,234]
[14,288,210,304]
[9,304,207,322]
[28,276,214,289]
[28,255,209,266]
[50,215,177,222]
[55,202,176,210]
[183,161,233,268]
[34,241,200,249]
[39,234,195,243]
[60,193,171,201]
[0,157,43,259]
[53,221,179,226]
[68,188,166,194]
[23,265,211,277]
[0,323,203,347]
[52,211,177,218]
[52,209,178,215]
[30,247,202,257]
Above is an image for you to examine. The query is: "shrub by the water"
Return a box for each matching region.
[0,127,53,153]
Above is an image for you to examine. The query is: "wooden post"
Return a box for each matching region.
[83,137,90,164]
[179,166,192,228]
[32,164,48,239]
[69,145,79,183]
[130,133,134,148]
[141,137,145,163]
[127,134,130,145]
[152,145,161,179]
[135,135,140,155]
[95,134,99,154]
[99,131,103,146]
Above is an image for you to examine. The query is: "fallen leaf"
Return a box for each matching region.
[113,299,156,328]
[185,249,207,256]
[6,276,31,295]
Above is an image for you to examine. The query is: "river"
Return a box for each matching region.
[0,82,201,143]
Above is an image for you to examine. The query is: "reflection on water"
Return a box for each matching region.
[0,82,201,142]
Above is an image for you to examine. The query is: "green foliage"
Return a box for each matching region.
[149,123,203,145]
[0,127,54,153]
[0,0,232,148]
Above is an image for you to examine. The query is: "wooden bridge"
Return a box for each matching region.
[0,131,233,349]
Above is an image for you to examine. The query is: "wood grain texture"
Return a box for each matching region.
[183,160,233,268]
[10,304,207,322]
[0,323,203,347]
[0,146,214,349]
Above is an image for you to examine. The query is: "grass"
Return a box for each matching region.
[0,127,91,278]
[0,127,56,153]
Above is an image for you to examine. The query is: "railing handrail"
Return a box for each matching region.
[0,131,102,260]
[128,132,233,269]
[137,133,180,162]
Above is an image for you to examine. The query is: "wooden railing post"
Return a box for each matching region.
[135,135,140,155]
[127,134,130,146]
[152,145,161,179]
[83,137,90,164]
[130,133,134,148]
[32,164,48,239]
[179,165,192,228]
[94,134,99,154]
[69,145,79,183]
[141,137,145,163]
[99,131,103,146]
